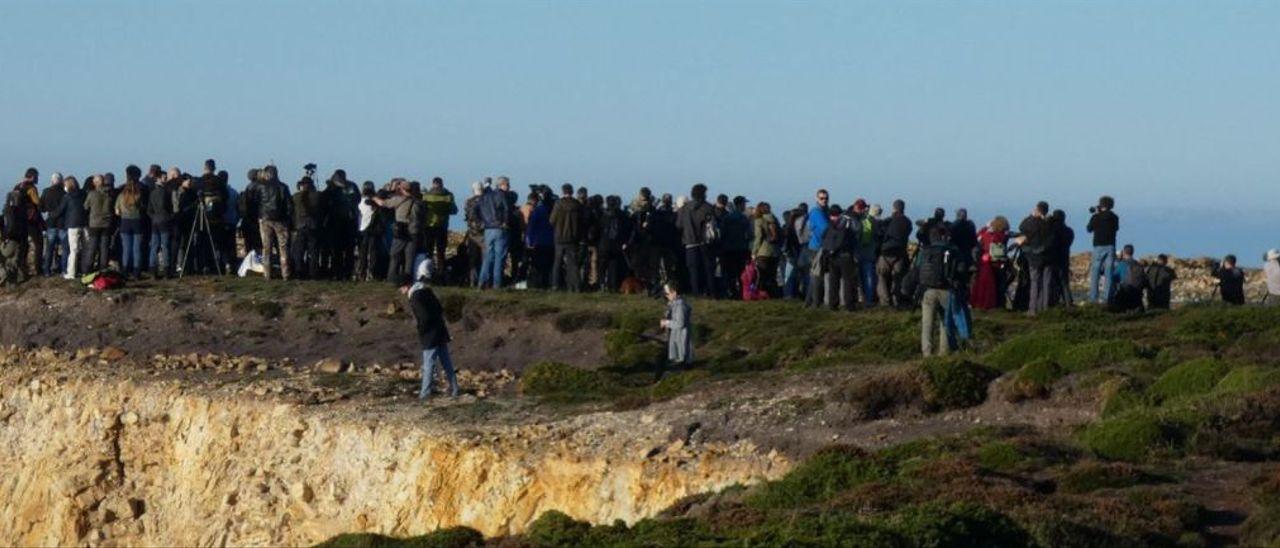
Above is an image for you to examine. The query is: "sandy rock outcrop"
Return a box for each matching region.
[0,354,786,547]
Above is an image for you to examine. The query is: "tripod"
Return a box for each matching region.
[179,204,225,278]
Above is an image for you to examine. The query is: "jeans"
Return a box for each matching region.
[119,232,143,274]
[149,226,173,275]
[43,228,68,276]
[420,345,458,398]
[1088,245,1116,304]
[478,228,508,289]
[65,228,85,279]
[858,256,878,306]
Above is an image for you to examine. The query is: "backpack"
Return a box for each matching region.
[918,245,956,290]
[821,217,853,254]
[90,271,124,291]
[988,240,1007,261]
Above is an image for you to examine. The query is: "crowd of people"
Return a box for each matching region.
[4,163,1277,318]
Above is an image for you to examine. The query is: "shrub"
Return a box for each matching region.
[1058,339,1141,373]
[1079,410,1186,462]
[1001,358,1063,402]
[976,441,1026,472]
[519,362,615,403]
[1098,376,1146,418]
[525,510,591,547]
[1213,365,1280,395]
[747,446,891,509]
[1171,306,1280,348]
[833,367,926,419]
[1147,358,1230,403]
[985,331,1072,371]
[315,527,483,548]
[888,502,1032,548]
[1024,517,1128,548]
[918,357,999,411]
[603,330,666,370]
[740,514,901,547]
[1057,461,1166,493]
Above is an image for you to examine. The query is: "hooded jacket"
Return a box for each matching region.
[676,199,715,247]
[752,213,781,258]
[549,196,582,245]
[422,188,457,228]
[39,185,66,230]
[58,189,88,229]
[85,188,115,229]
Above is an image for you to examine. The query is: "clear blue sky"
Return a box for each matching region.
[2,1,1277,260]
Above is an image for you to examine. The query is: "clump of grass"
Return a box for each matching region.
[832,366,926,419]
[1147,358,1230,404]
[552,309,614,333]
[985,331,1072,371]
[1057,461,1167,493]
[603,330,664,369]
[918,357,999,411]
[747,446,891,509]
[519,362,616,403]
[524,510,592,546]
[1171,305,1280,348]
[975,441,1027,472]
[1079,409,1188,462]
[1098,375,1147,418]
[1058,339,1142,373]
[1000,358,1063,402]
[1213,365,1280,395]
[231,299,285,320]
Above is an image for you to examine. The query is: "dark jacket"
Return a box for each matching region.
[1018,215,1053,265]
[549,196,582,245]
[473,189,510,230]
[880,213,912,255]
[409,286,451,349]
[1086,210,1119,247]
[676,199,715,247]
[148,183,176,226]
[292,189,322,230]
[525,201,554,248]
[422,188,458,229]
[1214,266,1246,305]
[59,189,88,229]
[597,207,634,251]
[39,186,66,230]
[720,210,752,253]
[254,180,292,222]
[950,219,977,258]
[1145,264,1176,309]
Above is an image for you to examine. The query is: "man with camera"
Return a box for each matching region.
[1086,195,1119,305]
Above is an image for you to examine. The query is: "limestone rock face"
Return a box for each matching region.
[0,363,786,547]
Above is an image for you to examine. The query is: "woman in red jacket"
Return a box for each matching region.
[971,216,1010,310]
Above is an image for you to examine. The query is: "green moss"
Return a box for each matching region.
[649,370,709,401]
[525,510,592,546]
[747,446,891,509]
[1002,358,1064,402]
[1099,376,1146,418]
[985,331,1073,371]
[314,527,482,548]
[1025,518,1129,548]
[1148,358,1231,403]
[551,309,614,333]
[519,362,616,403]
[603,330,665,369]
[918,357,999,410]
[1079,410,1188,462]
[887,502,1031,548]
[976,441,1025,472]
[1058,339,1142,373]
[1213,365,1280,395]
[1171,306,1280,348]
[1241,501,1280,548]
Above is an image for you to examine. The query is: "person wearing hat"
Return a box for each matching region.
[401,260,458,400]
[1264,249,1280,306]
[1086,195,1120,304]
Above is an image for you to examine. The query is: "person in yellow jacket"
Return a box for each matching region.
[421,177,457,278]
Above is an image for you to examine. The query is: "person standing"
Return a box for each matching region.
[147,169,177,278]
[751,202,782,298]
[595,195,632,292]
[291,177,322,279]
[421,177,457,277]
[675,184,718,298]
[524,187,555,289]
[916,226,958,356]
[252,165,293,280]
[1086,196,1119,304]
[803,190,832,308]
[970,216,1010,310]
[548,183,583,291]
[661,282,693,372]
[321,169,361,280]
[474,179,511,289]
[114,177,145,279]
[402,261,458,400]
[1145,254,1177,310]
[1049,209,1075,307]
[852,200,878,307]
[1263,249,1280,306]
[1016,201,1055,316]
[821,203,860,311]
[39,172,67,277]
[1212,255,1246,305]
[877,199,912,307]
[57,177,87,279]
[83,175,115,273]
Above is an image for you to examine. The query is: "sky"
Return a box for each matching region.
[1,1,1277,262]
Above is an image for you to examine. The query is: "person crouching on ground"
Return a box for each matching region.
[660,282,693,373]
[402,261,458,400]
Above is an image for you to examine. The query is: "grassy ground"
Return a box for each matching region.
[294,285,1280,546]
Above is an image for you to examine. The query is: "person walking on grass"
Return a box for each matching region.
[661,282,693,373]
[403,260,458,400]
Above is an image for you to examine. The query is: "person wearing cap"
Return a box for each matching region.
[1263,249,1280,306]
[1086,195,1120,304]
[401,260,458,400]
